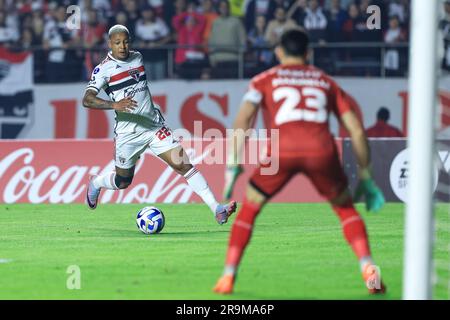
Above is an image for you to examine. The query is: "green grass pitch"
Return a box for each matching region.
[0,203,448,300]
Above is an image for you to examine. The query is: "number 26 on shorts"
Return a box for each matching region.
[156,126,171,140]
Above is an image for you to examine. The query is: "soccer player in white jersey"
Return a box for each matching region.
[82,25,236,224]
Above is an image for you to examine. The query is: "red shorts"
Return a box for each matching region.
[249,149,348,201]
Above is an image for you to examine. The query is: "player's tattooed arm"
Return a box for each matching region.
[341,110,370,171]
[82,90,137,112]
[82,90,114,110]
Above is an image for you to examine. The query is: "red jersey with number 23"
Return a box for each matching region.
[244,64,353,157]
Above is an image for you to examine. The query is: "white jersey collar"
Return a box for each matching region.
[107,51,132,63]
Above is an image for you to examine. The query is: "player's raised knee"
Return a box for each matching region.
[114,174,133,189]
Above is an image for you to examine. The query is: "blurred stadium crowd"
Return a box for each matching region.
[0,0,448,82]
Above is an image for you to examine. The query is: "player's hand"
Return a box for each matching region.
[113,96,137,113]
[223,165,243,201]
[354,178,385,213]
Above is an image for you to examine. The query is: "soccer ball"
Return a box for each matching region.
[136,206,165,234]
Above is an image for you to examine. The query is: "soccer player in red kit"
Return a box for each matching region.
[214,29,386,295]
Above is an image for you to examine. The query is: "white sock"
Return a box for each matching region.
[224,265,237,276]
[92,172,119,190]
[184,167,219,213]
[359,256,374,272]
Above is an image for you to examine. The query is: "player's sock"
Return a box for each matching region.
[359,256,374,272]
[332,200,372,261]
[223,199,262,275]
[92,172,119,190]
[184,167,219,213]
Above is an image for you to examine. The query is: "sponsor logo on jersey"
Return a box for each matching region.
[116,65,121,69]
[128,69,140,82]
[124,85,146,97]
[93,67,100,74]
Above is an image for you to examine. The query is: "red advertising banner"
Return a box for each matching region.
[0,140,330,204]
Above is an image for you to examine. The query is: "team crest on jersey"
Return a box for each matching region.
[128,69,140,82]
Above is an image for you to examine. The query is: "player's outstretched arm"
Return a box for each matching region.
[82,90,137,113]
[341,110,370,170]
[341,110,385,212]
[223,101,258,200]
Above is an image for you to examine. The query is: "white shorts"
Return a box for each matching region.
[114,125,180,169]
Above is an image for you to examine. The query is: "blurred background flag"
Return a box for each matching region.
[0,46,33,139]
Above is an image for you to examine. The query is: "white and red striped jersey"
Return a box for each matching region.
[85,50,164,134]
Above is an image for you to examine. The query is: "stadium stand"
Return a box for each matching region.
[0,0,440,81]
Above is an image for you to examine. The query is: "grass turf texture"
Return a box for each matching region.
[0,203,447,300]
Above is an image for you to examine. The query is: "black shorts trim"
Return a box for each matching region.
[249,179,273,199]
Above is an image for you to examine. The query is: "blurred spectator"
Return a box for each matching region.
[76,9,107,80]
[247,14,273,74]
[15,0,35,15]
[322,0,347,73]
[0,0,14,11]
[79,0,111,23]
[265,6,297,47]
[18,27,34,50]
[244,0,277,32]
[110,11,128,29]
[136,5,171,80]
[287,0,307,27]
[324,0,353,10]
[341,3,367,75]
[273,0,294,11]
[383,15,406,77]
[342,2,382,76]
[229,0,246,17]
[0,10,19,46]
[440,0,450,72]
[123,0,139,35]
[366,107,403,137]
[201,0,219,49]
[359,0,371,15]
[31,10,45,43]
[209,0,246,78]
[388,0,407,24]
[342,2,363,42]
[79,0,95,24]
[146,0,164,17]
[326,0,347,42]
[159,0,186,33]
[303,0,328,43]
[174,0,188,15]
[43,5,80,82]
[172,1,208,79]
[20,13,33,31]
[31,9,46,82]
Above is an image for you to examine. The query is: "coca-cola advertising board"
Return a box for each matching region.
[3,138,450,204]
[0,140,328,204]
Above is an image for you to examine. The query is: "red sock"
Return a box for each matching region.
[332,200,371,260]
[225,199,262,268]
